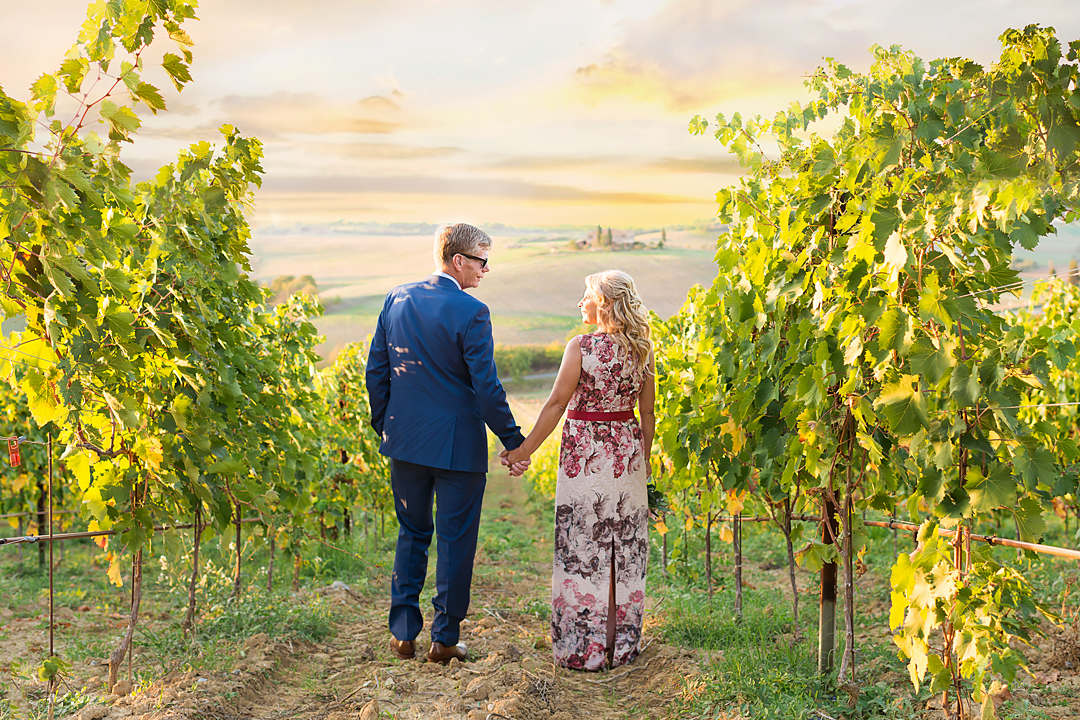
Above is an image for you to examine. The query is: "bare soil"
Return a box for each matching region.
[41,470,699,720]
[78,588,696,720]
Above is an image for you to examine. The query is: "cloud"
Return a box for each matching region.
[211,91,407,137]
[644,156,741,174]
[303,140,461,161]
[483,153,740,174]
[260,173,700,204]
[572,0,1080,111]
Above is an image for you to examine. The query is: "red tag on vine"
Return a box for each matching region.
[7,438,20,467]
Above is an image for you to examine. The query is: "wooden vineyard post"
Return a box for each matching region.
[267,527,275,592]
[234,502,242,601]
[662,514,669,576]
[184,505,202,634]
[818,495,839,674]
[681,490,689,571]
[108,480,144,693]
[128,554,135,687]
[944,441,972,720]
[941,521,970,720]
[891,512,898,557]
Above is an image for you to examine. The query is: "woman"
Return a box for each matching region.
[505,270,655,670]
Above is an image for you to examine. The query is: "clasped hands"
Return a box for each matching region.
[499,446,531,477]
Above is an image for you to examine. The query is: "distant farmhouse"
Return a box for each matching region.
[572,226,666,251]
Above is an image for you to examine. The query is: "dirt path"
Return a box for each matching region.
[87,470,697,720]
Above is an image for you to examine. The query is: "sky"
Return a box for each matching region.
[4,1,1080,229]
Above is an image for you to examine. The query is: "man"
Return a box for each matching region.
[366,223,529,664]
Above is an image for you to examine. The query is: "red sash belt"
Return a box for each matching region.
[566,409,636,422]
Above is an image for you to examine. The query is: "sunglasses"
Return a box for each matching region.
[457,252,489,269]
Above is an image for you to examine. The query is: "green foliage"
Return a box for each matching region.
[494,342,563,379]
[197,590,334,643]
[524,432,560,499]
[266,274,318,306]
[318,342,392,541]
[660,579,926,720]
[890,523,1049,716]
[657,23,1080,711]
[1013,278,1080,513]
[28,688,94,720]
[0,350,59,529]
[33,655,69,683]
[0,0,390,693]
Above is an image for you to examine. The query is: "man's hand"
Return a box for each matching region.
[499,448,531,477]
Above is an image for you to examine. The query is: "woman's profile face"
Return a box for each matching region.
[578,286,600,325]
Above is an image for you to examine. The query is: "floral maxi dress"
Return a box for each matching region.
[552,332,648,670]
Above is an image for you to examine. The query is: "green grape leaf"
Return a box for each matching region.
[876,376,929,436]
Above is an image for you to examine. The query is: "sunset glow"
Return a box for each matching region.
[5,0,1079,228]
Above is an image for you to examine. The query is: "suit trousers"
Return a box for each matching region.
[389,458,486,645]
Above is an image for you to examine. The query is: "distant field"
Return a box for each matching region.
[249,228,721,360]
[248,220,1080,362]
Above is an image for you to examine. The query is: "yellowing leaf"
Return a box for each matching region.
[106,552,123,586]
[67,452,92,490]
[134,436,164,472]
[10,473,28,493]
[88,519,110,550]
[716,525,734,543]
[726,488,748,515]
[720,417,745,453]
[20,369,68,427]
[653,520,668,536]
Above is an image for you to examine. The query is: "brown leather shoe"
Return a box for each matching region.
[427,640,467,664]
[389,636,415,660]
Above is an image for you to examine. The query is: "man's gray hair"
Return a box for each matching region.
[435,223,491,268]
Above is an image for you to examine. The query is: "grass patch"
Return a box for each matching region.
[25,689,94,720]
[197,592,334,644]
[658,580,927,720]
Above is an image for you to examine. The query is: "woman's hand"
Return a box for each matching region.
[500,446,531,476]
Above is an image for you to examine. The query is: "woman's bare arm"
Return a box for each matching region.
[638,353,656,475]
[506,337,582,462]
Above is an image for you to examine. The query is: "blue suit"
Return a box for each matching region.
[366,274,524,644]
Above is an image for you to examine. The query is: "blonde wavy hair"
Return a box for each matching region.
[585,270,653,372]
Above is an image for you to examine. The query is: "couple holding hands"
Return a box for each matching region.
[366,223,655,672]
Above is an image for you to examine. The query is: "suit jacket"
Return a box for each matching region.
[365,274,524,472]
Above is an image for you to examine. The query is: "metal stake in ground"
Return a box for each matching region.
[37,472,46,571]
[818,495,839,675]
[234,502,242,600]
[47,432,55,720]
[733,511,743,621]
